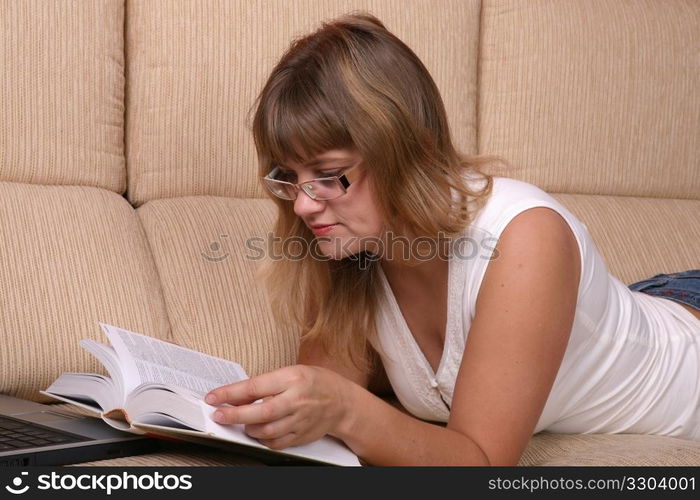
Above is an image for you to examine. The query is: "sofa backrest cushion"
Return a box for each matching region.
[124,0,481,206]
[136,197,299,376]
[478,0,699,199]
[0,0,126,193]
[552,194,700,284]
[0,182,171,402]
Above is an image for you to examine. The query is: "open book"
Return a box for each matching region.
[41,323,360,466]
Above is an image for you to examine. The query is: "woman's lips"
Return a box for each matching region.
[311,224,338,236]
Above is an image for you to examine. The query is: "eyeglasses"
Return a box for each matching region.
[262,164,361,201]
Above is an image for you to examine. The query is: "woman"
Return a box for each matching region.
[205,13,700,465]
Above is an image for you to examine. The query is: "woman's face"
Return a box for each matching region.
[282,148,385,259]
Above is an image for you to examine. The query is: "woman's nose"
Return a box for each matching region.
[293,190,325,218]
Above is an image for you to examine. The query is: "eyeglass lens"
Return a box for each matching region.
[266,178,343,200]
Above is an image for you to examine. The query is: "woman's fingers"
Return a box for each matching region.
[202,365,342,450]
[258,432,300,451]
[206,369,290,406]
[212,395,292,425]
[258,428,326,450]
[244,413,298,440]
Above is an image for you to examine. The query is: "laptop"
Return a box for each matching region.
[0,394,161,466]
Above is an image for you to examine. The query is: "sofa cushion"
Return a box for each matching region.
[72,433,700,466]
[0,0,126,193]
[136,197,297,375]
[0,182,170,401]
[57,401,700,466]
[479,0,699,199]
[550,193,700,284]
[520,432,700,466]
[124,0,481,206]
[70,443,264,466]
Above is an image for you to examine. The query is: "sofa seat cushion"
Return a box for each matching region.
[70,444,264,467]
[521,432,700,466]
[0,182,170,401]
[53,389,700,466]
[72,433,700,467]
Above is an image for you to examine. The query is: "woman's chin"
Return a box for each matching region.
[313,245,350,261]
[312,238,359,260]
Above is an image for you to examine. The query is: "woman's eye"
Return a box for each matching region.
[318,170,342,178]
[277,170,296,181]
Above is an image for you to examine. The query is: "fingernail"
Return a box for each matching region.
[205,394,216,404]
[213,410,224,423]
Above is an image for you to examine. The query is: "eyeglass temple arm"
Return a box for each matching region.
[266,166,281,179]
[338,164,363,189]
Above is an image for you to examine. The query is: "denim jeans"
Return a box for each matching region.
[628,269,700,312]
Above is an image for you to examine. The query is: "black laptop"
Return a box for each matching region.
[0,394,161,466]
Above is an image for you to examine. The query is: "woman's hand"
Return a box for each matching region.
[204,365,354,449]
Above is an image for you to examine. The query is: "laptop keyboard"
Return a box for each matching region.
[0,416,87,451]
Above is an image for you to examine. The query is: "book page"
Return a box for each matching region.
[200,415,362,466]
[78,339,125,400]
[99,323,248,397]
[99,323,361,466]
[133,399,361,466]
[40,373,110,415]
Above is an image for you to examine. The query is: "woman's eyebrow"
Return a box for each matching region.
[279,160,351,171]
[303,156,353,167]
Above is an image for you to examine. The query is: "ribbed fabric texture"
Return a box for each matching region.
[520,432,700,466]
[0,183,170,402]
[54,399,700,466]
[479,0,700,199]
[137,197,298,376]
[71,444,264,466]
[551,193,700,284]
[125,0,480,206]
[75,433,700,466]
[0,0,126,193]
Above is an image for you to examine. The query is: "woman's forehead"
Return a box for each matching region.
[280,148,360,168]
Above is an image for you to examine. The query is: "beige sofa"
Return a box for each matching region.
[1,0,699,466]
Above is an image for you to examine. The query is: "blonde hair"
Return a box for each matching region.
[251,12,511,372]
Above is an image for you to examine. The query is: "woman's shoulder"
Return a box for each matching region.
[485,175,553,200]
[465,176,559,224]
[457,175,588,264]
[460,173,554,206]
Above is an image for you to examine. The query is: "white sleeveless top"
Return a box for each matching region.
[372,176,700,440]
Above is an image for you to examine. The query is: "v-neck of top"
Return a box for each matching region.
[375,246,468,417]
[377,259,453,379]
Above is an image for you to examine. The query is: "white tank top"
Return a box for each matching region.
[372,176,700,440]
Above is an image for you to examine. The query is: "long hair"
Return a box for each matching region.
[251,12,511,372]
